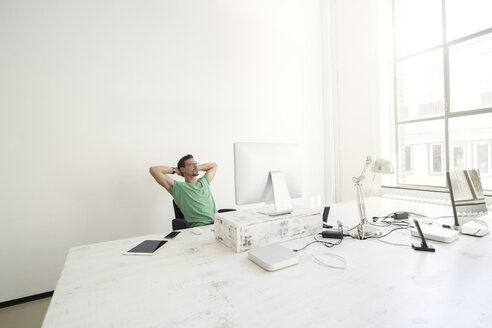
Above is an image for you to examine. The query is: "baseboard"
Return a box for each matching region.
[0,291,54,309]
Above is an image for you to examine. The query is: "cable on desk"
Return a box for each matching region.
[368,219,411,229]
[370,212,396,223]
[293,221,344,252]
[474,219,488,228]
[344,224,359,232]
[371,211,454,223]
[364,224,412,247]
[311,252,347,269]
[293,240,320,252]
[314,235,343,247]
[373,239,411,248]
[406,211,426,217]
[365,226,409,239]
[355,221,401,240]
[407,212,455,220]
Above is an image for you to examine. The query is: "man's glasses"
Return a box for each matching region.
[186,162,198,168]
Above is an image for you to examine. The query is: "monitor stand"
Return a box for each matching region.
[258,171,293,216]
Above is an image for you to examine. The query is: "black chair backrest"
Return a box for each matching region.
[172,200,236,230]
[173,200,185,220]
[218,208,236,213]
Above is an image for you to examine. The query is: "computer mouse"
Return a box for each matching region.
[191,227,204,235]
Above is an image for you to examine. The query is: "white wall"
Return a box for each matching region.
[0,0,325,302]
[333,0,381,201]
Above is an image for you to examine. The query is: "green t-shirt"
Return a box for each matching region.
[167,175,216,227]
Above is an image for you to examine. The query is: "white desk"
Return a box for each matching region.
[42,197,492,328]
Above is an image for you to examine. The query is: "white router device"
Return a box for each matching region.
[248,243,299,271]
[410,225,459,243]
[459,220,489,237]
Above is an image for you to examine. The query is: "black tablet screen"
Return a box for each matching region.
[127,240,167,253]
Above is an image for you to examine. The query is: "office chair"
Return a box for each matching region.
[172,200,236,230]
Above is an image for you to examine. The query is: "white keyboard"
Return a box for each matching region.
[410,225,459,243]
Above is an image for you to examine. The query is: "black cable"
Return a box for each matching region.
[293,240,320,252]
[293,220,344,252]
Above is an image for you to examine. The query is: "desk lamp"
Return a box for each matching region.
[352,156,394,239]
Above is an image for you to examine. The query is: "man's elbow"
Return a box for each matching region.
[149,166,157,176]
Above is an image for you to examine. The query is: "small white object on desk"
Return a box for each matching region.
[190,227,204,235]
[248,243,299,271]
[410,225,459,243]
[460,220,489,237]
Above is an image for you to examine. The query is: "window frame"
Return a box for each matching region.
[473,140,491,176]
[392,0,492,191]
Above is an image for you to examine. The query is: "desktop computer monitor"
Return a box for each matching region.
[234,142,302,215]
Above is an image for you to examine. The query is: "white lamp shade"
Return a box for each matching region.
[371,158,394,174]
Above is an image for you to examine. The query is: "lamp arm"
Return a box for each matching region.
[353,156,372,184]
[355,182,366,221]
[352,156,372,240]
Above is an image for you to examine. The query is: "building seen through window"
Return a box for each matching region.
[393,0,492,191]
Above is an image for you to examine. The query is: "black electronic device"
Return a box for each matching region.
[321,229,343,239]
[165,231,181,239]
[322,206,330,222]
[411,220,435,252]
[123,240,168,256]
[322,206,332,228]
[392,211,409,220]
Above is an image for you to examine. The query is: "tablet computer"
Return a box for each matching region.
[123,240,168,256]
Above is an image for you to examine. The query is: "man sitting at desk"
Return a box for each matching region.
[149,154,217,227]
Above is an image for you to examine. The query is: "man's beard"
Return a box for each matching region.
[192,172,199,176]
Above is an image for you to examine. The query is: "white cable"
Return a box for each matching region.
[473,219,488,228]
[311,252,347,269]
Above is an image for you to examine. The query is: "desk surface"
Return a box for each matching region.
[42,197,492,328]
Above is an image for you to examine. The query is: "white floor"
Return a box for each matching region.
[0,298,51,328]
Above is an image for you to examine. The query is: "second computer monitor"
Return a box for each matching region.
[234,142,302,214]
[447,169,488,227]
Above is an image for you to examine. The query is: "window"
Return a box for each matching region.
[450,142,465,171]
[393,0,492,190]
[474,140,491,175]
[429,143,444,174]
[404,146,412,173]
[405,146,412,173]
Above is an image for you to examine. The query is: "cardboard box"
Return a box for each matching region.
[214,207,322,253]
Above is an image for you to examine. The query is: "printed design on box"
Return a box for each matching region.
[214,208,322,253]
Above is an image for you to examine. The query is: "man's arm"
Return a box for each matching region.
[149,165,179,190]
[198,163,218,183]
